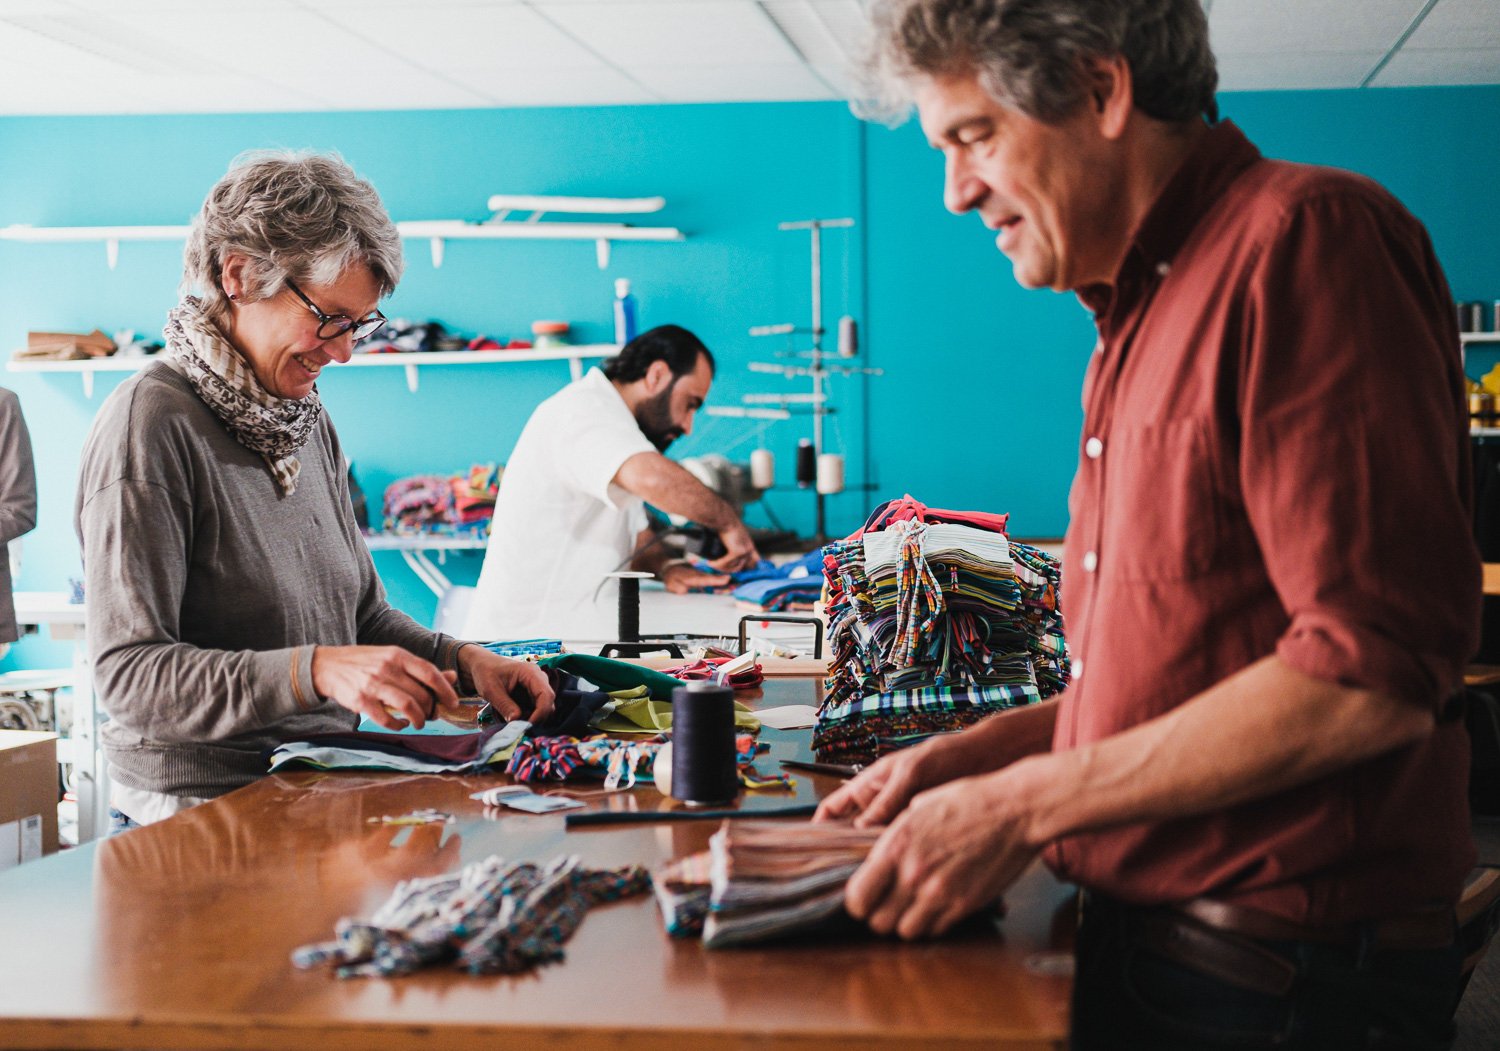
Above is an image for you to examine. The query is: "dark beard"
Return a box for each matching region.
[636,385,683,452]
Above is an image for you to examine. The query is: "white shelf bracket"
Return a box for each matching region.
[568,355,583,382]
[429,237,445,268]
[81,371,94,398]
[404,363,420,393]
[105,239,119,270]
[595,238,610,269]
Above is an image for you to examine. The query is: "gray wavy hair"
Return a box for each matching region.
[856,0,1217,126]
[182,150,404,320]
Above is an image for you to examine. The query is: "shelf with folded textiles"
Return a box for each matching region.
[0,196,685,272]
[6,344,619,397]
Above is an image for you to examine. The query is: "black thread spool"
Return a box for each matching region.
[795,438,816,489]
[670,682,738,806]
[617,575,641,642]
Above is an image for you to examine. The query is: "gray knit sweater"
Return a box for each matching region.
[75,362,463,798]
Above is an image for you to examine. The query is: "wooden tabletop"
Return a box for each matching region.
[0,679,1073,1051]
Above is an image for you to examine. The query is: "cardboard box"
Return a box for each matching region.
[0,731,58,869]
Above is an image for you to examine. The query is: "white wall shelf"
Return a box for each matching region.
[0,195,685,271]
[1461,332,1500,344]
[6,344,617,396]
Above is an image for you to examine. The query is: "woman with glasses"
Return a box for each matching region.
[76,151,554,833]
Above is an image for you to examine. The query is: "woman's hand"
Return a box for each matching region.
[459,647,557,724]
[310,645,461,730]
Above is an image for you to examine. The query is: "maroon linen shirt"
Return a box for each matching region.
[1045,121,1480,924]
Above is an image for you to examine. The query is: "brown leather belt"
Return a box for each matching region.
[1178,898,1457,952]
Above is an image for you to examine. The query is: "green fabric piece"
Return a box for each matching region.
[592,696,761,735]
[539,653,685,700]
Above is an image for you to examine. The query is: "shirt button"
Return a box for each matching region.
[1082,550,1098,572]
[1155,261,1171,277]
[1085,436,1104,459]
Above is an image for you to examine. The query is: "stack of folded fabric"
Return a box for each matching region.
[814,495,1068,765]
[451,463,500,528]
[383,474,453,532]
[654,820,881,947]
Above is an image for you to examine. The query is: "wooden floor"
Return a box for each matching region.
[1456,816,1500,1049]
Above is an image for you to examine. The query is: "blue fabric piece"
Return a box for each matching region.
[731,577,824,606]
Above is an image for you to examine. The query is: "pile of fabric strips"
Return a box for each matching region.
[506,731,791,792]
[292,853,650,977]
[814,495,1070,765]
[654,820,881,947]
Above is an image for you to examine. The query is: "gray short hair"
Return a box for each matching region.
[183,150,404,320]
[857,0,1217,126]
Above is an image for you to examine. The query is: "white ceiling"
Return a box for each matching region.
[0,0,1494,115]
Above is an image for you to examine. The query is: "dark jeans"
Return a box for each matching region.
[106,807,141,836]
[1071,894,1464,1050]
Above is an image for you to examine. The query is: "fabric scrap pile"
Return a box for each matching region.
[507,732,792,792]
[268,654,782,786]
[451,463,500,528]
[381,463,501,536]
[292,853,650,977]
[815,495,1069,765]
[654,820,880,947]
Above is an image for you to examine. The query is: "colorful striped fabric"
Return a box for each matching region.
[815,500,1070,764]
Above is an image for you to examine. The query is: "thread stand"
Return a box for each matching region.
[746,217,881,543]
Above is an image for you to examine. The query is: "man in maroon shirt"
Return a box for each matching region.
[817,1,1481,1046]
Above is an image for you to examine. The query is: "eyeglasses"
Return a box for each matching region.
[284,279,386,342]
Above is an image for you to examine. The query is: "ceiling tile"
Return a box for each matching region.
[1209,0,1422,54]
[538,1,801,66]
[1370,47,1500,86]
[447,64,658,105]
[629,61,837,101]
[1402,0,1500,49]
[315,2,605,68]
[1215,49,1381,90]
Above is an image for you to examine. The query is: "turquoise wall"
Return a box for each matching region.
[4,85,1498,672]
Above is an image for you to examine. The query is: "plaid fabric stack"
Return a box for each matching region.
[814,497,1069,764]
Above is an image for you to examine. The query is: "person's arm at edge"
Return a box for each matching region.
[847,655,1432,939]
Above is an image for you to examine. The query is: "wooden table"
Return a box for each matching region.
[0,679,1074,1050]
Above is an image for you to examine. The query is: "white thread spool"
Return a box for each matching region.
[815,453,845,495]
[750,448,775,490]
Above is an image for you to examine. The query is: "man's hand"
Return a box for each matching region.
[816,728,1000,826]
[311,645,461,730]
[845,767,1041,940]
[707,521,760,573]
[659,562,732,594]
[459,647,557,724]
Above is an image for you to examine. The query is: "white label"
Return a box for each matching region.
[0,819,18,871]
[20,814,42,862]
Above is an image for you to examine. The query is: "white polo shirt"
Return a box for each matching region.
[464,368,657,643]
